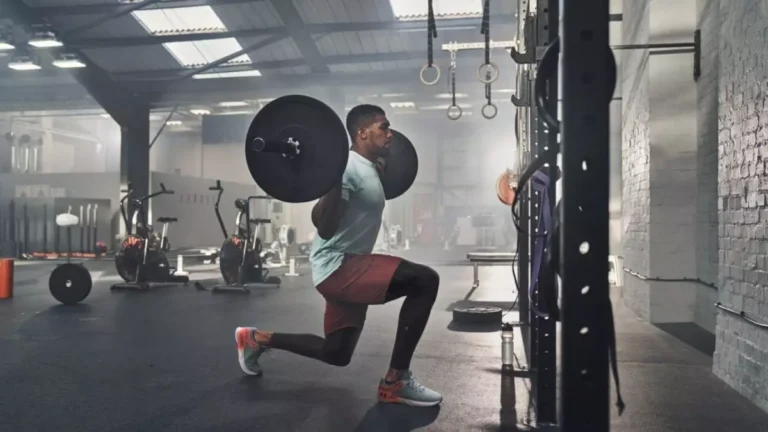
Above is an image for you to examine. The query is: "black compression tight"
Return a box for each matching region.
[267,260,440,370]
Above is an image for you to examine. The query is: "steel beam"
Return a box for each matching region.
[68,16,515,49]
[268,0,328,73]
[3,1,146,127]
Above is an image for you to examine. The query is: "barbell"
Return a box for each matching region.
[245,95,419,203]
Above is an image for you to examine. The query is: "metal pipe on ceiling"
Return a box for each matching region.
[62,0,165,39]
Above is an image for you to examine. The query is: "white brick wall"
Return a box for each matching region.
[621,0,651,295]
[713,0,768,414]
[695,0,720,332]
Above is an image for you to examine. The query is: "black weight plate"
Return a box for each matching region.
[452,306,503,324]
[245,95,349,203]
[380,129,419,200]
[49,263,92,305]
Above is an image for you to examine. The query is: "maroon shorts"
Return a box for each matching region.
[316,253,402,335]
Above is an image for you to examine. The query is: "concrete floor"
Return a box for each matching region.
[0,256,766,431]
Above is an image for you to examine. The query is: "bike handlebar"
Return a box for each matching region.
[209,180,223,191]
[138,183,174,202]
[210,180,227,239]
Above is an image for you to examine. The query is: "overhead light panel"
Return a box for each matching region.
[28,31,63,48]
[190,109,211,115]
[219,101,249,107]
[390,102,416,109]
[100,114,111,119]
[0,36,14,51]
[52,53,86,69]
[8,56,41,71]
[435,92,468,99]
[389,0,483,20]
[192,70,262,79]
[166,120,182,126]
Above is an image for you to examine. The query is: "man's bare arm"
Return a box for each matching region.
[311,182,347,240]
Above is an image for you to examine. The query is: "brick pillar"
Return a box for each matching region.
[622,0,699,322]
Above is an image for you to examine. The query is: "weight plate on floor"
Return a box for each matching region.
[245,95,349,203]
[49,263,92,305]
[452,306,503,324]
[380,129,419,200]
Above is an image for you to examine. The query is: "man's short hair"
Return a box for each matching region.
[346,104,386,142]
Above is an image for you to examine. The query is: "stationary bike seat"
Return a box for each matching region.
[250,218,271,225]
[157,217,178,223]
[56,213,79,227]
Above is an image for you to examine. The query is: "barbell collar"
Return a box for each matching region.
[251,137,299,156]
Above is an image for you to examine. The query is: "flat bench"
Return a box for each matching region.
[467,252,518,289]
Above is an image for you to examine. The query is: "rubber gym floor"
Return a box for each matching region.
[1,253,767,431]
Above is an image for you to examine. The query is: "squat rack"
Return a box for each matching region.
[509,0,612,429]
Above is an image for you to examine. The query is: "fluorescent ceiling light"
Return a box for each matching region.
[0,41,14,51]
[419,103,472,111]
[382,93,408,98]
[133,7,251,68]
[28,31,63,48]
[166,120,182,126]
[389,0,483,20]
[53,54,86,69]
[390,101,416,109]
[8,57,41,71]
[218,110,253,115]
[190,109,211,115]
[100,114,111,118]
[494,88,516,93]
[435,93,468,99]
[192,69,262,79]
[219,101,249,107]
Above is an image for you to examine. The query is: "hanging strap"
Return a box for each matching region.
[607,299,626,415]
[481,0,491,64]
[427,0,438,67]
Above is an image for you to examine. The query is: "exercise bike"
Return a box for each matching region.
[195,180,280,294]
[112,182,189,290]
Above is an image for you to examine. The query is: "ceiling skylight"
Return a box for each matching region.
[389,0,483,20]
[132,6,252,69]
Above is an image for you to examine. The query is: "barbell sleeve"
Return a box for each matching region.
[252,137,299,156]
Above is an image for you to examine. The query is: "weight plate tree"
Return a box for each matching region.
[49,263,92,305]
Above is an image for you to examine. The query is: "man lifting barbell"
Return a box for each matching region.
[235,102,442,407]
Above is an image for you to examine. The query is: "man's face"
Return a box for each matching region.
[360,114,393,157]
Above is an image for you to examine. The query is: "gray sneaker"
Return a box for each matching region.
[235,327,268,376]
[377,371,443,406]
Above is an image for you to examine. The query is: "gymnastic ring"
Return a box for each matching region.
[447,104,463,120]
[477,62,499,84]
[482,103,498,119]
[420,64,441,86]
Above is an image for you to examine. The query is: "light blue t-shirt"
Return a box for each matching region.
[310,151,385,286]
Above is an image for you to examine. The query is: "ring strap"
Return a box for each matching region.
[481,0,491,64]
[427,0,438,67]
